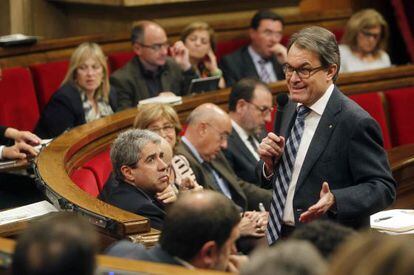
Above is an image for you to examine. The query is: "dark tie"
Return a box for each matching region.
[202,162,226,195]
[247,135,258,152]
[258,59,271,83]
[266,105,311,245]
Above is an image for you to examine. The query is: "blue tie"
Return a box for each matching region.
[266,105,311,245]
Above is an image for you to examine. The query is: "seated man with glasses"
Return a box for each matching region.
[220,10,286,87]
[224,78,273,185]
[111,20,198,110]
[176,103,271,250]
[99,129,177,230]
[258,26,395,244]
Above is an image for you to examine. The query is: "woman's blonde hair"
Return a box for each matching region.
[62,42,110,102]
[133,103,182,145]
[180,21,216,50]
[341,9,389,57]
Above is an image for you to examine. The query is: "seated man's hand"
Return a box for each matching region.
[179,177,203,192]
[170,41,191,71]
[156,184,177,205]
[239,215,265,238]
[2,141,38,160]
[5,128,41,145]
[270,43,288,64]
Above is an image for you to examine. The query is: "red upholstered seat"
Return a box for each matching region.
[108,51,135,72]
[265,105,277,133]
[385,87,414,146]
[0,67,40,131]
[349,93,392,149]
[29,60,69,111]
[83,148,112,191]
[216,38,249,63]
[70,167,100,197]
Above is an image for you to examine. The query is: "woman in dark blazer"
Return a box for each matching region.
[35,42,117,138]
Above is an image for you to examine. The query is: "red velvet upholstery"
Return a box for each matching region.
[349,93,392,149]
[265,105,277,133]
[216,38,250,63]
[83,148,112,191]
[70,167,100,197]
[108,51,135,72]
[385,87,414,146]
[0,67,40,131]
[29,60,69,111]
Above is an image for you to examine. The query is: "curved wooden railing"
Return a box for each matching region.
[34,65,414,247]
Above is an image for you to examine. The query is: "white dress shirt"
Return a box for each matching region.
[231,120,260,161]
[283,84,334,225]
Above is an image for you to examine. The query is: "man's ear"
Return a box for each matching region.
[196,241,219,269]
[326,64,338,81]
[120,165,134,182]
[236,99,248,114]
[248,28,256,41]
[198,122,208,137]
[132,42,141,56]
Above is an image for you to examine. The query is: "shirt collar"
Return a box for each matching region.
[297,83,334,116]
[248,46,267,64]
[181,136,204,164]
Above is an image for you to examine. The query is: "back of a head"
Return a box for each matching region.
[291,220,356,259]
[329,231,414,275]
[159,191,240,261]
[12,212,97,275]
[186,103,229,128]
[250,10,284,30]
[242,240,327,275]
[288,26,340,81]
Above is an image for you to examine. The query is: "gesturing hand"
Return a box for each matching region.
[299,182,335,223]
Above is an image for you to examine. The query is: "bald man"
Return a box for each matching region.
[111,20,198,110]
[175,103,271,212]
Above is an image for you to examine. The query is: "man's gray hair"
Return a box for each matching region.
[288,26,340,81]
[110,129,161,180]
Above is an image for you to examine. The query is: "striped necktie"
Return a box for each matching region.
[266,105,311,245]
[258,59,271,83]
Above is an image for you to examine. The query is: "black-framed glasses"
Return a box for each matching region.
[205,123,229,142]
[248,102,274,115]
[283,64,325,79]
[360,29,381,40]
[138,42,169,52]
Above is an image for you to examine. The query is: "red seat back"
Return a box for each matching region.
[83,148,112,191]
[385,87,414,146]
[108,51,135,72]
[349,93,392,149]
[0,67,40,131]
[70,167,100,197]
[216,38,250,63]
[29,60,69,112]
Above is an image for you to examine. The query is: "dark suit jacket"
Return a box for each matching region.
[224,127,262,185]
[0,126,10,145]
[176,142,271,211]
[219,46,285,87]
[34,83,117,139]
[261,87,396,228]
[98,174,166,230]
[110,56,198,110]
[106,242,182,266]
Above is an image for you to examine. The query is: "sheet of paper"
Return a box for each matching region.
[370,209,414,233]
[0,200,58,225]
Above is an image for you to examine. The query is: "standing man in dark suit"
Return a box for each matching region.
[111,21,198,110]
[220,10,286,87]
[224,78,273,185]
[99,129,177,230]
[258,26,396,245]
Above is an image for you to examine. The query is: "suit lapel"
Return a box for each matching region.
[132,57,150,99]
[229,129,257,164]
[295,87,342,191]
[280,99,297,138]
[241,47,260,78]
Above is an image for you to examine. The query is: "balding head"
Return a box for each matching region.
[160,191,240,268]
[185,103,232,162]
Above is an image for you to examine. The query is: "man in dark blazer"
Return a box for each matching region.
[99,129,176,230]
[220,10,286,87]
[110,21,198,110]
[259,26,396,244]
[224,78,273,185]
[107,191,244,272]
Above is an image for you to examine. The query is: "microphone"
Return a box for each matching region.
[274,93,289,134]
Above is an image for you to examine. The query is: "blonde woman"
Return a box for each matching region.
[35,42,117,138]
[133,103,202,192]
[181,21,225,88]
[339,9,391,73]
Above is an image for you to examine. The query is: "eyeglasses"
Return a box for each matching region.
[360,29,381,40]
[249,102,274,116]
[259,29,283,40]
[138,42,169,52]
[282,64,325,79]
[206,123,229,142]
[148,124,175,134]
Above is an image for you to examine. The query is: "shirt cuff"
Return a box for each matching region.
[0,145,4,160]
[262,163,274,179]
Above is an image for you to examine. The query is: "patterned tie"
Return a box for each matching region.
[258,59,271,83]
[266,105,311,245]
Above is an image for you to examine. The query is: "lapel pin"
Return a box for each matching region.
[329,125,333,129]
